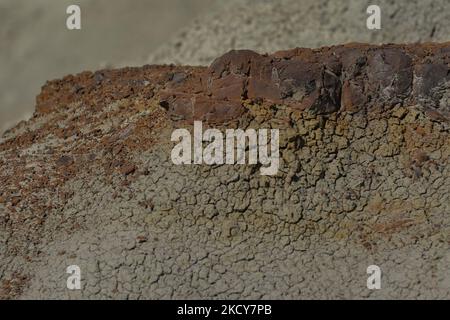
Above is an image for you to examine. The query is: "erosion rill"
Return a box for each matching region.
[0,43,449,299]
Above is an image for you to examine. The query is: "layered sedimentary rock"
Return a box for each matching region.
[0,43,449,299]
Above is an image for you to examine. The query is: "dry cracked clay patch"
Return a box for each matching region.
[0,43,449,299]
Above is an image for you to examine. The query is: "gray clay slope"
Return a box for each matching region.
[0,43,449,299]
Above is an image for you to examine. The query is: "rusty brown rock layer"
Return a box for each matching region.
[36,43,450,123]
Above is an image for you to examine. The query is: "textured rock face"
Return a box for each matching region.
[0,44,449,299]
[158,43,450,121]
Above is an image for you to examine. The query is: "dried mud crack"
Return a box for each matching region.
[0,43,449,299]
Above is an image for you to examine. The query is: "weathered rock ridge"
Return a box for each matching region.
[37,43,450,123]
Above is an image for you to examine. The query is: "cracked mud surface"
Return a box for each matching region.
[0,44,449,299]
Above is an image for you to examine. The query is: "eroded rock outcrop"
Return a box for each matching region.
[0,44,449,299]
[163,43,450,120]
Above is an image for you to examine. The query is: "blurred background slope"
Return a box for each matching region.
[148,0,450,66]
[0,0,216,135]
[1,0,449,135]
